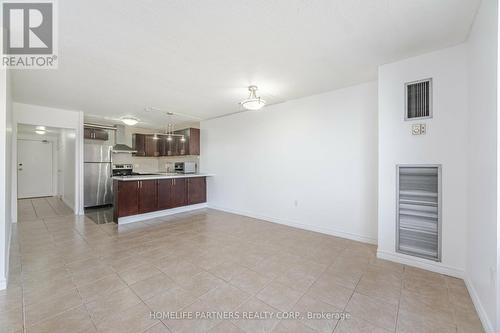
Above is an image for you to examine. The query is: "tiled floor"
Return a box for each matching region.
[1,197,484,333]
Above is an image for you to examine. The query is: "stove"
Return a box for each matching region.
[112,164,134,176]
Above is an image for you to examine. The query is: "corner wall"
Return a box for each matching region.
[466,0,498,331]
[201,81,379,243]
[0,68,12,290]
[377,44,469,277]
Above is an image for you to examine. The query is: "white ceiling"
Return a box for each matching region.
[12,0,480,128]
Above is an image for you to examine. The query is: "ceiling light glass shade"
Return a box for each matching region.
[180,136,186,142]
[167,135,172,141]
[121,117,139,126]
[35,126,46,131]
[35,130,46,135]
[241,85,266,111]
[153,134,159,140]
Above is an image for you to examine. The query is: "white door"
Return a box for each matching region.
[18,139,53,198]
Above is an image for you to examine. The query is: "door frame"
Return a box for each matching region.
[12,104,85,222]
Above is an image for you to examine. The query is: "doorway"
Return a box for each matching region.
[17,139,53,198]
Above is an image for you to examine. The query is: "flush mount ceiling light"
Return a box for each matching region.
[35,130,46,135]
[121,117,139,126]
[241,85,266,111]
[35,126,46,131]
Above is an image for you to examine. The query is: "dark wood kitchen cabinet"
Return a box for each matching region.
[84,127,109,140]
[114,180,139,219]
[138,180,158,213]
[174,128,200,155]
[114,176,206,221]
[171,178,188,207]
[159,136,175,156]
[187,177,206,205]
[132,134,146,156]
[157,179,174,209]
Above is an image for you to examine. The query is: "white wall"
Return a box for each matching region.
[201,81,379,243]
[377,44,469,277]
[466,0,498,331]
[13,103,84,217]
[59,129,76,210]
[0,68,12,290]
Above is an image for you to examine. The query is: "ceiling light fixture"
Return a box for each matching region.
[35,130,46,135]
[35,126,46,131]
[121,117,139,126]
[241,85,266,111]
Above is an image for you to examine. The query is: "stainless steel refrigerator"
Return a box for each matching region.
[84,141,113,207]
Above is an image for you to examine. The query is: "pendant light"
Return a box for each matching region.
[241,85,266,111]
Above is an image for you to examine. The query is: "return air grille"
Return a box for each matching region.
[397,165,441,261]
[405,78,432,120]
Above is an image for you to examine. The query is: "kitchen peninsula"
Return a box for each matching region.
[113,173,210,224]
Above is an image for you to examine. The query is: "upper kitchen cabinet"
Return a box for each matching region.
[84,127,109,140]
[133,133,160,157]
[174,128,200,155]
[132,128,200,157]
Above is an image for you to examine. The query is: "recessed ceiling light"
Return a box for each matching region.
[241,85,266,111]
[121,117,139,126]
[35,126,46,131]
[35,130,46,135]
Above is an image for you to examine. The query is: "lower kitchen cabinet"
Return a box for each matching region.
[114,177,207,221]
[187,177,206,205]
[114,180,139,218]
[138,180,158,213]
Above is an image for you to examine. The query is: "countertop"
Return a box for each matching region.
[113,173,213,181]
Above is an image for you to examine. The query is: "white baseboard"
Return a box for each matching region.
[463,275,494,333]
[118,203,208,225]
[0,228,12,291]
[377,250,464,278]
[0,277,6,290]
[208,205,378,245]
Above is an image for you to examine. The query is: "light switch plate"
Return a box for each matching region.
[411,124,426,135]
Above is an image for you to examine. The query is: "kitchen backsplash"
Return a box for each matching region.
[111,153,200,173]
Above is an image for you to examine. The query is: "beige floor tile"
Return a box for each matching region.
[232,297,281,333]
[335,317,391,333]
[307,274,353,309]
[0,307,23,333]
[118,263,163,285]
[399,289,455,325]
[145,286,199,313]
[355,270,402,306]
[198,283,250,312]
[144,322,172,333]
[85,287,141,323]
[345,292,397,332]
[176,271,225,298]
[155,259,204,282]
[396,310,457,333]
[76,273,128,303]
[292,294,341,332]
[272,319,318,333]
[130,273,176,301]
[256,281,304,312]
[6,203,484,333]
[27,305,94,333]
[25,288,83,326]
[208,261,247,281]
[208,321,245,333]
[95,302,158,333]
[229,268,273,294]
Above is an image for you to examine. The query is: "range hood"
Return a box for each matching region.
[112,124,137,153]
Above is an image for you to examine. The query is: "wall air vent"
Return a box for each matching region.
[405,78,432,120]
[396,165,441,261]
